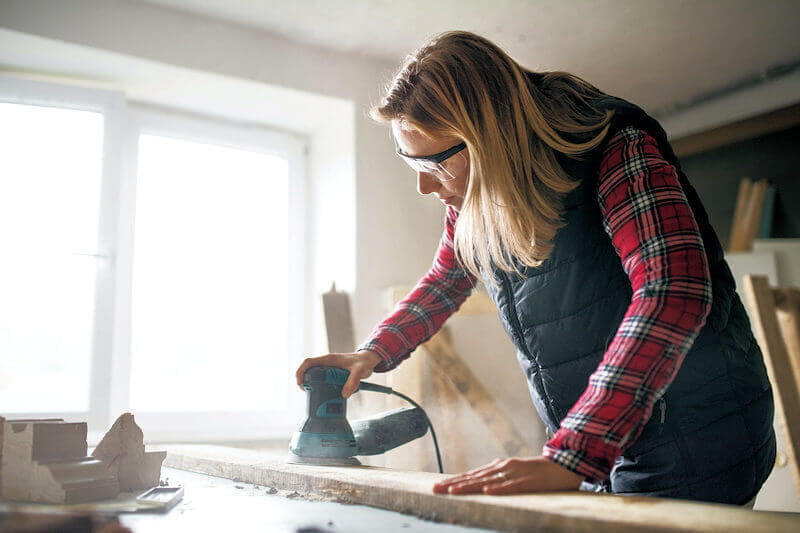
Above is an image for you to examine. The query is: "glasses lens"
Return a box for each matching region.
[438,152,466,181]
[403,158,435,173]
[399,151,465,182]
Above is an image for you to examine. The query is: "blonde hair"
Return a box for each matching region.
[371,31,614,280]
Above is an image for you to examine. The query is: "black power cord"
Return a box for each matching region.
[390,390,444,474]
[358,381,444,474]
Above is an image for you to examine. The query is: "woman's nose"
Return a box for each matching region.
[417,171,440,196]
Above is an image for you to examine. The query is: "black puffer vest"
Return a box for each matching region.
[483,97,775,503]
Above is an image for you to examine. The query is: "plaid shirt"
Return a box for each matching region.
[359,127,712,481]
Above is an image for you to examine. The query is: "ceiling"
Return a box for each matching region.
[138,0,800,116]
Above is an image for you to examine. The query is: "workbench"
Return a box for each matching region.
[160,445,800,533]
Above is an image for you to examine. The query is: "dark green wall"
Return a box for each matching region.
[678,125,800,241]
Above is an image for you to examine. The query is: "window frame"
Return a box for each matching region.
[0,74,309,441]
[0,74,125,431]
[114,105,308,441]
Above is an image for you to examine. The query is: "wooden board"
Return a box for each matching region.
[422,328,532,458]
[742,275,800,494]
[670,103,800,158]
[161,445,800,533]
[775,287,800,389]
[322,283,356,354]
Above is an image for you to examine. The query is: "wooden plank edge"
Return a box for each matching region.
[160,445,800,533]
[671,103,800,158]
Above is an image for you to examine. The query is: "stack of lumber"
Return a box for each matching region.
[728,178,775,253]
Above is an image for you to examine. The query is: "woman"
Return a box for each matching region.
[295,31,775,505]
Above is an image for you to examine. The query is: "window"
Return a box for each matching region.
[0,103,103,414]
[0,75,307,440]
[120,108,306,440]
[131,134,290,413]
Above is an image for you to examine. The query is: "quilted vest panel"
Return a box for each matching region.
[483,98,772,462]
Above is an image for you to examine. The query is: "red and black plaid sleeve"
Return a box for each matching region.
[543,126,713,481]
[358,206,477,371]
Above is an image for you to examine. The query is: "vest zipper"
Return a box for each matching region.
[498,270,560,427]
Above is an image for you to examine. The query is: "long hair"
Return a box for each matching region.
[371,31,613,280]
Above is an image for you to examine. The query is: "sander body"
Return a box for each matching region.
[288,366,429,466]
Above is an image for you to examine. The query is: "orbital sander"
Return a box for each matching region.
[288,366,442,470]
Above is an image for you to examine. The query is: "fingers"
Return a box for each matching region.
[432,460,504,494]
[341,374,360,399]
[432,457,583,496]
[437,470,509,495]
[295,355,325,387]
[341,354,377,398]
[295,351,382,397]
[482,477,530,495]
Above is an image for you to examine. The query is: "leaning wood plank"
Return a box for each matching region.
[422,327,533,457]
[743,179,768,251]
[670,103,800,157]
[386,285,531,464]
[161,444,800,533]
[774,287,800,388]
[431,364,470,471]
[742,275,800,494]
[728,178,752,252]
[323,282,356,354]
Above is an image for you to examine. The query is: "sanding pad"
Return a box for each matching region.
[286,453,361,467]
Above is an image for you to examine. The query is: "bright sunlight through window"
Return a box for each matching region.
[130,134,290,412]
[0,103,104,412]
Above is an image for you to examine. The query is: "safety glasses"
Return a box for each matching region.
[396,142,467,182]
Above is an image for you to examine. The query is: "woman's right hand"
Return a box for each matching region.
[295,350,383,399]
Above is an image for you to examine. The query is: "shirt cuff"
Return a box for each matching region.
[543,428,622,482]
[356,338,407,373]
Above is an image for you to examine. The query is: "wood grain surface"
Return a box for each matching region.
[161,444,800,533]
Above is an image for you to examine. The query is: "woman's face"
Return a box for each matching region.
[391,120,470,211]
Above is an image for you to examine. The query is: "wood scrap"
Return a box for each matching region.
[91,413,166,491]
[0,417,119,504]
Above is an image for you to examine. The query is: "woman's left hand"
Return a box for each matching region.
[432,456,584,495]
